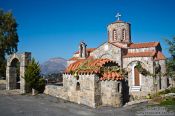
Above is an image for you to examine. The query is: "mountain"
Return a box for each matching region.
[40,57,67,75]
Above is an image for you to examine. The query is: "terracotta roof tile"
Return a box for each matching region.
[100,71,124,81]
[154,51,166,61]
[75,48,96,54]
[123,51,156,58]
[65,58,124,81]
[129,42,159,49]
[69,57,79,61]
[68,56,94,61]
[65,58,112,73]
[109,42,126,48]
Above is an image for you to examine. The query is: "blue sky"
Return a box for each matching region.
[1,0,175,63]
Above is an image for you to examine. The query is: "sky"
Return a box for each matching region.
[0,0,175,63]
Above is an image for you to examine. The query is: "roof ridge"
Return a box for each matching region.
[131,41,159,45]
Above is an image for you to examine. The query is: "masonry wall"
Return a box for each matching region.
[158,60,168,89]
[62,74,101,108]
[123,57,154,98]
[101,80,122,107]
[91,42,122,66]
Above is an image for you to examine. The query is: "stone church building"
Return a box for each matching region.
[45,17,168,108]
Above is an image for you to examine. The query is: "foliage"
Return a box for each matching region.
[165,37,175,59]
[165,38,175,80]
[70,59,127,78]
[160,97,175,105]
[0,9,19,77]
[135,62,153,76]
[24,58,45,93]
[158,87,175,95]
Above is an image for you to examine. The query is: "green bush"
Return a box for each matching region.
[158,87,175,95]
[160,97,175,105]
[25,58,46,93]
[36,78,46,93]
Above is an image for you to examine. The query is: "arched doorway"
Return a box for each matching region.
[134,66,140,86]
[6,52,31,93]
[9,58,20,89]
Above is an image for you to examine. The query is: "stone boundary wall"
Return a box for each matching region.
[0,80,6,90]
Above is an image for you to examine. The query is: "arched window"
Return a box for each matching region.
[76,82,80,91]
[134,66,140,86]
[117,83,121,93]
[122,29,126,41]
[113,30,117,40]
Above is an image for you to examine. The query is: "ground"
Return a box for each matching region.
[0,90,174,116]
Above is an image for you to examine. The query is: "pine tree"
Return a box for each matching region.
[25,58,45,93]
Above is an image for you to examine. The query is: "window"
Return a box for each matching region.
[122,29,126,41]
[76,76,79,80]
[117,83,121,93]
[76,82,80,91]
[113,30,117,40]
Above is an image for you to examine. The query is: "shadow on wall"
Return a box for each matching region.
[122,80,130,105]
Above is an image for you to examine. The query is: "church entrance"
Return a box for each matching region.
[134,67,140,86]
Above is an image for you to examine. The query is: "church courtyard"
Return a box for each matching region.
[0,90,174,116]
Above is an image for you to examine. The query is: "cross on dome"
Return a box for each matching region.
[115,13,121,21]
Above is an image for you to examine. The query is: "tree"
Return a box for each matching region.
[0,9,19,77]
[25,58,45,93]
[165,37,175,59]
[165,37,175,86]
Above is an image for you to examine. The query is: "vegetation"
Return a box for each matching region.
[135,62,152,76]
[0,9,19,78]
[158,87,175,95]
[24,58,45,93]
[160,97,175,105]
[165,37,175,83]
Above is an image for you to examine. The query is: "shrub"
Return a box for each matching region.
[160,97,175,105]
[25,58,46,93]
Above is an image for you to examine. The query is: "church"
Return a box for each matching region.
[45,14,168,108]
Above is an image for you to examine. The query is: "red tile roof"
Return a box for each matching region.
[68,56,94,61]
[65,58,112,73]
[154,51,166,61]
[69,57,79,61]
[100,71,124,81]
[123,51,156,58]
[74,48,96,54]
[65,58,124,81]
[129,42,159,49]
[109,42,126,48]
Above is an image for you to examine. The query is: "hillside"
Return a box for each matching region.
[40,57,67,75]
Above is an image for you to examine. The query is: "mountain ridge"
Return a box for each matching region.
[40,57,67,75]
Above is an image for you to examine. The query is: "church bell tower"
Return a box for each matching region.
[108,13,131,44]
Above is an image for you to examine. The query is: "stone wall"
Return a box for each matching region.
[6,52,31,93]
[45,74,123,108]
[123,57,154,97]
[0,80,6,90]
[101,80,122,107]
[158,60,168,89]
[62,74,100,108]
[91,42,122,66]
[107,22,131,43]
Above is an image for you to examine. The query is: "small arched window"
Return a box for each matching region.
[117,83,121,93]
[122,29,126,41]
[113,30,117,40]
[76,82,80,91]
